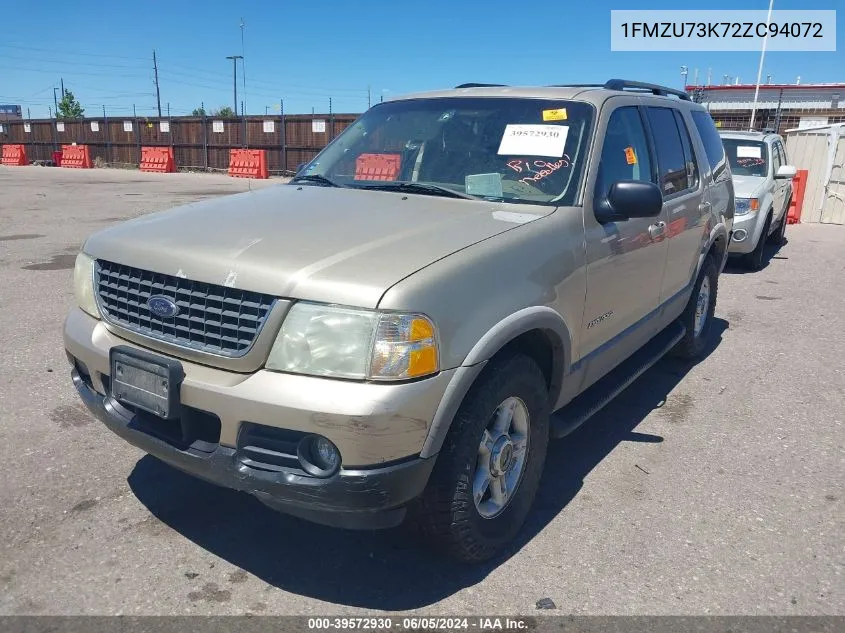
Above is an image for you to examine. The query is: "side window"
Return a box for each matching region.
[776,141,788,167]
[691,110,726,172]
[672,110,700,190]
[646,107,689,196]
[770,142,782,175]
[595,107,654,197]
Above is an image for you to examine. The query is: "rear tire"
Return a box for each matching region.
[672,255,718,360]
[742,214,771,271]
[410,353,550,563]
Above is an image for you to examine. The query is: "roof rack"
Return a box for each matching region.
[451,79,691,101]
[454,83,508,88]
[603,79,691,101]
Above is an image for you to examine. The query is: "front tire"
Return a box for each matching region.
[411,353,550,563]
[672,255,718,360]
[743,214,771,271]
[769,206,788,246]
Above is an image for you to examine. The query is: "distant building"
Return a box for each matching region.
[686,83,845,134]
[0,104,23,121]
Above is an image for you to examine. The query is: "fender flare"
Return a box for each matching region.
[696,221,730,277]
[419,306,572,458]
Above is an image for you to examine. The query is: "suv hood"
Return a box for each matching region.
[732,175,768,199]
[84,184,551,308]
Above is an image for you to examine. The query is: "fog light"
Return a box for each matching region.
[733,229,747,242]
[314,437,340,470]
[297,435,341,477]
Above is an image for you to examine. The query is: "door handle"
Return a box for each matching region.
[648,221,666,239]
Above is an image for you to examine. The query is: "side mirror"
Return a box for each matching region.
[595,181,663,223]
[775,165,797,179]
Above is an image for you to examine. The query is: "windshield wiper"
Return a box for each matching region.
[358,181,477,200]
[291,174,344,188]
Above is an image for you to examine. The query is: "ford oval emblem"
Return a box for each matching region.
[147,295,180,319]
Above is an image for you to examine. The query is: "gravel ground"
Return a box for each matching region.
[0,166,842,616]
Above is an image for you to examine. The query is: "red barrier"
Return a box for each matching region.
[140,146,176,173]
[52,150,63,167]
[61,145,92,169]
[355,153,401,181]
[1,144,28,166]
[228,149,268,179]
[787,169,808,224]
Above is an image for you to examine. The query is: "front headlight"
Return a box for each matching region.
[266,303,438,381]
[73,253,99,318]
[734,198,759,216]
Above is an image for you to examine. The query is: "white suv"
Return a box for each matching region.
[719,131,796,270]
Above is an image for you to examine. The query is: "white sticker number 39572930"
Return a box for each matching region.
[497,124,569,158]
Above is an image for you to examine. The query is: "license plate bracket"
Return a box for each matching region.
[109,346,185,420]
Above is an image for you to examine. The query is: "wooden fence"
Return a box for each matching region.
[0,113,359,174]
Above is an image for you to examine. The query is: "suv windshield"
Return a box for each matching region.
[294,97,594,206]
[721,138,769,177]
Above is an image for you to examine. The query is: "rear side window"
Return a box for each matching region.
[691,110,727,171]
[646,107,689,196]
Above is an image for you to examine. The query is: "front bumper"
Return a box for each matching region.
[72,369,435,529]
[728,212,762,255]
[64,308,454,529]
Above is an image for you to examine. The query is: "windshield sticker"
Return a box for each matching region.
[736,157,765,167]
[466,173,504,198]
[497,124,569,158]
[736,145,762,159]
[542,108,567,122]
[354,153,401,181]
[505,156,572,185]
[624,147,637,165]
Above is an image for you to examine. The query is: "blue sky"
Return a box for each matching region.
[1,0,841,118]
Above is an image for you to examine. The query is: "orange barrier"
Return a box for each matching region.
[228,149,268,179]
[354,153,401,181]
[140,146,176,173]
[61,145,92,169]
[787,169,808,225]
[1,144,28,166]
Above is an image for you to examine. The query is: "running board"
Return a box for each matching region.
[550,322,686,439]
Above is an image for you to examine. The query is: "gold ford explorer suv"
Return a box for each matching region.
[65,79,734,562]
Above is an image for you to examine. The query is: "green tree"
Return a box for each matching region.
[212,106,236,118]
[191,106,206,117]
[57,90,84,119]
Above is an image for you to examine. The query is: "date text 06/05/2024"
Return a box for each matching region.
[307,617,531,630]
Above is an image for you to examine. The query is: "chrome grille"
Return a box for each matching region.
[94,260,275,357]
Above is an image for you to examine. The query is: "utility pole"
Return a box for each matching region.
[53,87,59,117]
[61,78,65,97]
[226,55,243,115]
[367,85,371,108]
[153,50,162,117]
[240,18,246,114]
[749,0,775,131]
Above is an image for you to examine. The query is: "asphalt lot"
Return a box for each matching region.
[0,166,842,616]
